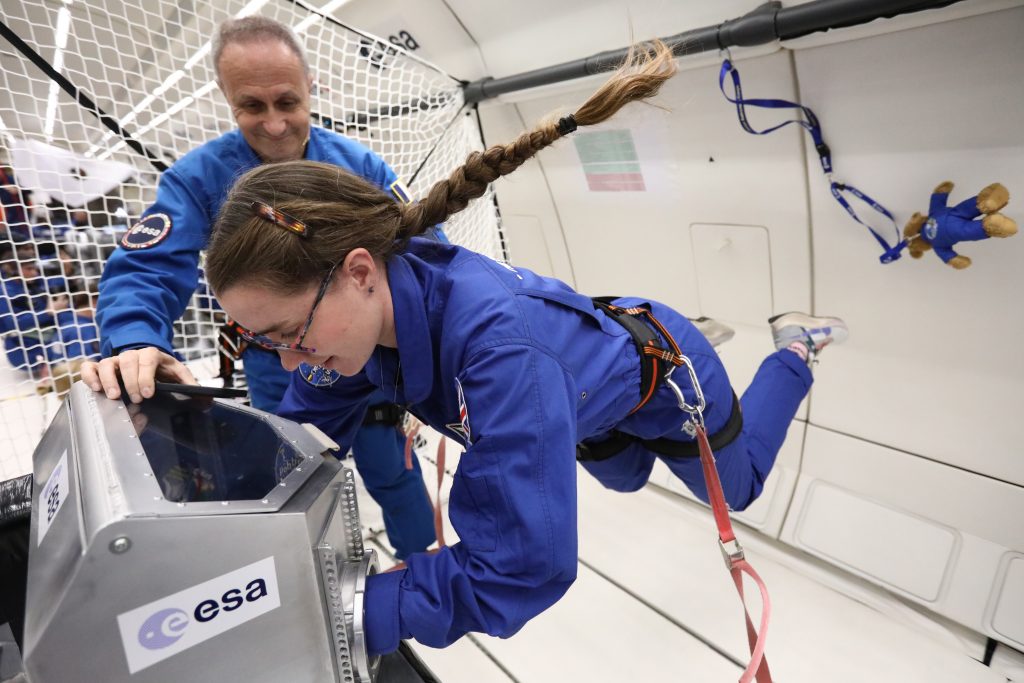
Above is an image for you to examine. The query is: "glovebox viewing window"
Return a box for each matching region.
[124,390,304,502]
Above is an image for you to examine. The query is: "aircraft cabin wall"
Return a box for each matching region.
[1,0,1021,670]
[357,0,1024,653]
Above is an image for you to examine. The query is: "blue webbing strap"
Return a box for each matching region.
[718,59,908,264]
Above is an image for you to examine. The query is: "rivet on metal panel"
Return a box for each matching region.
[109,537,131,554]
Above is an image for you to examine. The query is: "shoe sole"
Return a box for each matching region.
[769,312,848,344]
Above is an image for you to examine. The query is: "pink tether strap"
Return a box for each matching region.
[696,423,773,683]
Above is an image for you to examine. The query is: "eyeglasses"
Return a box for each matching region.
[238,259,341,354]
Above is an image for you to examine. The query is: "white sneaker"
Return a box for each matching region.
[768,312,848,361]
[689,316,735,348]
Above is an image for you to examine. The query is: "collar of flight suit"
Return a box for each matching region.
[385,249,434,404]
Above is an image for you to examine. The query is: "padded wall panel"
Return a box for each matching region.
[782,426,1024,642]
[509,49,812,320]
[794,7,1024,485]
[793,481,958,601]
[988,554,1024,650]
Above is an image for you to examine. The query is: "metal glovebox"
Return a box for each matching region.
[22,382,437,683]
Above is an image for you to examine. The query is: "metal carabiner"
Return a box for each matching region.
[664,354,706,424]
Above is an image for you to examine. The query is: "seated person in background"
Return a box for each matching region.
[0,242,99,393]
[0,166,32,242]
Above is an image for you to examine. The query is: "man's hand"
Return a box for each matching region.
[80,347,197,403]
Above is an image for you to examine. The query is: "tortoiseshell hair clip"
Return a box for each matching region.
[251,201,310,238]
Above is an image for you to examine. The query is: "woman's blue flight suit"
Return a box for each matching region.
[276,237,813,656]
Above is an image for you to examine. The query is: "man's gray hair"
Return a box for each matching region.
[212,16,310,81]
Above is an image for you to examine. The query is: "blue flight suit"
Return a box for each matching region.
[276,238,813,656]
[95,126,435,558]
[919,188,994,264]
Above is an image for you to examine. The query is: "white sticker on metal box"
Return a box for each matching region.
[116,556,281,674]
[37,450,69,546]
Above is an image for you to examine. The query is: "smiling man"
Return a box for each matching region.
[87,16,436,563]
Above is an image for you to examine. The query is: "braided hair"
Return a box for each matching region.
[205,39,677,296]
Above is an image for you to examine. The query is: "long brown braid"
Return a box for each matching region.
[395,39,676,242]
[205,39,677,296]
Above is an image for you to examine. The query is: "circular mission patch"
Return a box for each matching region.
[121,213,172,250]
[300,362,341,387]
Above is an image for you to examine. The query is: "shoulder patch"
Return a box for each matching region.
[121,213,171,250]
[451,376,471,445]
[299,362,341,387]
[389,179,411,204]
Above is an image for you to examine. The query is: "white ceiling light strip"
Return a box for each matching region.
[43,3,73,141]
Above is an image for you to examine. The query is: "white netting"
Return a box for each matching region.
[0,0,504,478]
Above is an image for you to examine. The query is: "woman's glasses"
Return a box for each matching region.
[237,260,342,355]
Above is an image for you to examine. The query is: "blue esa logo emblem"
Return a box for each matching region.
[137,608,188,650]
[135,578,271,650]
[923,217,939,241]
[299,362,341,387]
[121,213,171,250]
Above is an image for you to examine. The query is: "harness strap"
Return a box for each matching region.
[591,298,685,415]
[576,391,743,462]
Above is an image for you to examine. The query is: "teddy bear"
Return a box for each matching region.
[903,182,1018,269]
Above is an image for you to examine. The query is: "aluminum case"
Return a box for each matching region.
[21,382,435,683]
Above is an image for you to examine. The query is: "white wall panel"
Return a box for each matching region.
[782,425,1024,644]
[503,49,813,319]
[987,553,1024,650]
[794,7,1024,485]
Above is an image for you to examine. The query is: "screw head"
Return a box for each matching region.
[109,537,132,554]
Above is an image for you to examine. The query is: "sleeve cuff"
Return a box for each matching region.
[364,568,404,656]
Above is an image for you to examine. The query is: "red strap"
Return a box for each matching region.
[434,437,447,548]
[402,419,446,549]
[403,420,421,471]
[696,424,773,683]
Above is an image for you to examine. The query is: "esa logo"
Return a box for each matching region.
[137,608,188,650]
[136,577,271,650]
[118,557,280,673]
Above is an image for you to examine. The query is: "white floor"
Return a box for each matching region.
[2,384,1018,682]
[360,429,1016,683]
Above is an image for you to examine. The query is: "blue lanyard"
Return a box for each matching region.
[718,59,907,264]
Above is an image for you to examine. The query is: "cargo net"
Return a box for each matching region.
[0,0,504,477]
